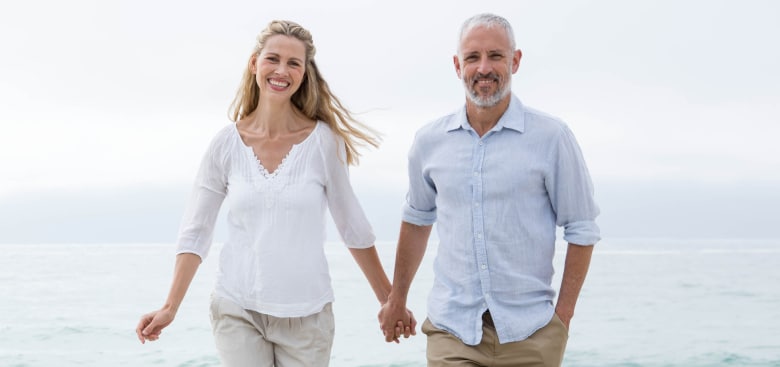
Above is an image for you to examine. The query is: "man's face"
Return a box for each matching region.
[454,25,520,108]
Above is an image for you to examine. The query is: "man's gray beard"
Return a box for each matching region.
[464,80,512,108]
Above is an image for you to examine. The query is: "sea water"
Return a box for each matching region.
[0,239,778,367]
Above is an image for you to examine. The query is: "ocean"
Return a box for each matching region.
[1,239,778,367]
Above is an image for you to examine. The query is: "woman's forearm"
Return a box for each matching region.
[349,246,392,304]
[162,253,202,314]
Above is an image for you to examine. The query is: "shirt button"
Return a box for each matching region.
[476,233,482,239]
[485,294,490,299]
[480,264,487,270]
[478,141,484,146]
[474,202,480,207]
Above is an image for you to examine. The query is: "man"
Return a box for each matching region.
[378,13,600,367]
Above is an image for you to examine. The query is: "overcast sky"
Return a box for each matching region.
[1,0,779,243]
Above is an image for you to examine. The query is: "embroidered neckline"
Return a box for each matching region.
[245,144,297,179]
[235,122,319,180]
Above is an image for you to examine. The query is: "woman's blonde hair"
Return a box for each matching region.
[228,20,379,165]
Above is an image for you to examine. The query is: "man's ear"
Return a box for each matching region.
[453,55,462,79]
[511,49,522,74]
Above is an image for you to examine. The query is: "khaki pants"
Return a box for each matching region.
[422,312,568,367]
[209,295,335,367]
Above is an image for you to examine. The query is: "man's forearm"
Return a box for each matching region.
[378,221,432,342]
[555,243,594,327]
[388,222,432,303]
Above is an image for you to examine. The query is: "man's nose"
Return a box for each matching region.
[477,57,491,74]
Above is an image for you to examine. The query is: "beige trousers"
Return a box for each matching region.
[423,312,568,367]
[209,295,335,367]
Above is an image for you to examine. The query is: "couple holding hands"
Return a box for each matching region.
[136,13,599,367]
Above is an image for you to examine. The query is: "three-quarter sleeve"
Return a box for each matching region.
[321,134,375,248]
[176,132,229,259]
[546,124,601,246]
[401,131,437,226]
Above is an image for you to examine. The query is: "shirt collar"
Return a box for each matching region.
[446,94,526,134]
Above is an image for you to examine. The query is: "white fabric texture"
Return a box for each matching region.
[176,121,375,317]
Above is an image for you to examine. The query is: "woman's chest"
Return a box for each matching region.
[224,149,327,211]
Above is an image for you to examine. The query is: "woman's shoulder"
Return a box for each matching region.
[312,120,343,145]
[213,122,238,139]
[310,121,349,165]
[313,120,332,135]
[201,123,240,158]
[205,123,238,145]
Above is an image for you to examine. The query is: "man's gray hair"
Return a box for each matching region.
[457,13,516,53]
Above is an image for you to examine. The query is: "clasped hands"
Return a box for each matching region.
[377,300,417,343]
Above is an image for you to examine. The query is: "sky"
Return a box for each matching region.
[1,0,779,243]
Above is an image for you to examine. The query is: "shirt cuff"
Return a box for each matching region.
[562,220,600,246]
[175,241,209,260]
[343,233,377,249]
[402,203,437,226]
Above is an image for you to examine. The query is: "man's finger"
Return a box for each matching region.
[383,328,395,343]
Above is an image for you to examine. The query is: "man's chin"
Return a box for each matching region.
[468,95,501,108]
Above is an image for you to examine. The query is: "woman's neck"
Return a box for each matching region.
[244,100,309,137]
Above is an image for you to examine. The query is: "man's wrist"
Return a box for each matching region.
[554,305,573,319]
[386,291,408,308]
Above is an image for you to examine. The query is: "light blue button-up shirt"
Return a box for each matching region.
[402,95,600,345]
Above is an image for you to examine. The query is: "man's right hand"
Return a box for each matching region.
[378,300,417,343]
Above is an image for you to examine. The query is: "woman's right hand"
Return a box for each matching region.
[136,308,175,344]
[136,253,201,344]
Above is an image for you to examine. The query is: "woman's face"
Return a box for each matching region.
[252,34,307,102]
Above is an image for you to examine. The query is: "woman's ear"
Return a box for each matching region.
[249,54,258,74]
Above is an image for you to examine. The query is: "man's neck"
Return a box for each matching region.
[465,96,511,137]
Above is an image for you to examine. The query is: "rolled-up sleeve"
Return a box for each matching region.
[402,132,437,226]
[546,125,600,246]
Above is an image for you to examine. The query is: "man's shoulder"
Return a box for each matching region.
[523,105,566,127]
[415,113,455,144]
[415,110,461,139]
[521,105,570,137]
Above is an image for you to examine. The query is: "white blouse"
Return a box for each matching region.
[175,121,376,317]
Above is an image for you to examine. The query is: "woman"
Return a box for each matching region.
[136,20,414,366]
